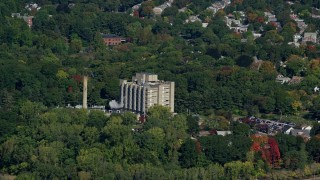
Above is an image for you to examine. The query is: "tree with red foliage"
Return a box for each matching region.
[67,86,73,93]
[250,135,281,167]
[195,140,202,154]
[307,45,316,53]
[268,137,281,167]
[256,16,265,23]
[71,74,82,83]
[251,142,261,152]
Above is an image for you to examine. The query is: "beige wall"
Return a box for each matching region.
[120,73,174,113]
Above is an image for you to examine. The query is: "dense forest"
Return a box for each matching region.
[1,0,320,179]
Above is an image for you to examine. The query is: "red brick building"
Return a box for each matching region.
[101,34,126,46]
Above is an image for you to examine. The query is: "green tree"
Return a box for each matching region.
[87,110,108,129]
[186,115,200,135]
[306,136,320,162]
[19,101,47,124]
[235,55,253,67]
[122,112,137,126]
[286,56,308,77]
[231,122,250,136]
[162,6,179,17]
[69,36,83,54]
[199,135,231,164]
[179,139,200,168]
[142,127,166,164]
[140,1,155,18]
[310,122,320,137]
[283,143,308,170]
[264,30,284,44]
[77,147,105,175]
[275,133,304,156]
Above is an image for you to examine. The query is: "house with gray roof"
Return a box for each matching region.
[153,1,173,15]
[290,129,311,139]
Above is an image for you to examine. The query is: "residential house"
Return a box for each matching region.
[276,75,303,85]
[303,32,317,44]
[225,14,241,27]
[232,25,249,33]
[290,129,311,140]
[199,130,232,137]
[264,12,276,22]
[288,41,300,47]
[208,1,226,15]
[288,34,302,47]
[101,34,126,46]
[282,125,294,134]
[11,13,20,17]
[223,0,231,6]
[241,39,247,43]
[292,18,308,34]
[276,74,291,84]
[286,1,295,5]
[288,76,304,84]
[153,0,174,15]
[132,4,141,11]
[302,125,312,131]
[153,1,172,15]
[25,3,41,11]
[253,32,262,39]
[217,131,232,136]
[199,130,211,137]
[178,7,187,12]
[202,23,208,28]
[312,14,320,19]
[11,13,34,28]
[298,21,308,34]
[290,13,298,20]
[251,56,264,70]
[186,16,202,23]
[268,17,277,22]
[225,13,249,33]
[294,34,302,42]
[207,6,218,14]
[22,16,33,28]
[130,3,141,16]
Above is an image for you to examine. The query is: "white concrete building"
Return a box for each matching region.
[120,73,175,114]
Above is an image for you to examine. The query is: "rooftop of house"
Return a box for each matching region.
[282,125,293,133]
[276,74,291,84]
[186,16,202,23]
[268,17,277,22]
[288,76,304,84]
[132,4,141,10]
[179,7,187,12]
[264,12,275,17]
[288,42,300,47]
[217,131,232,136]
[101,34,123,38]
[199,130,211,137]
[290,129,311,137]
[304,32,317,38]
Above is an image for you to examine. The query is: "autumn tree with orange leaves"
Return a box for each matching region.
[250,134,281,168]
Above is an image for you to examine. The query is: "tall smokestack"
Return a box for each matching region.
[83,75,88,109]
